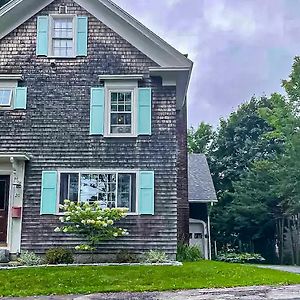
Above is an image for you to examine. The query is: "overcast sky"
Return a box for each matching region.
[114,0,300,127]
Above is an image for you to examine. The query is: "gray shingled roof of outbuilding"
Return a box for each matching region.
[188,153,218,202]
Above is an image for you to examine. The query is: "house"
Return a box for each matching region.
[188,154,217,259]
[0,0,192,260]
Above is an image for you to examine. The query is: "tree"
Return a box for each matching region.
[208,97,282,248]
[230,160,282,262]
[227,58,300,264]
[188,122,214,154]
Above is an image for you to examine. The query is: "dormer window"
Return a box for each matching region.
[51,16,75,57]
[0,89,13,107]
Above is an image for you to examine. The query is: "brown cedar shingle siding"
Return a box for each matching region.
[177,102,189,243]
[0,0,187,257]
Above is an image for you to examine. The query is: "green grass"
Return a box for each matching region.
[0,261,300,297]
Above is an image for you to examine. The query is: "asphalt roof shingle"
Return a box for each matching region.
[188,153,217,202]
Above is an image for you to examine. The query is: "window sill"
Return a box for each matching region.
[104,135,138,138]
[47,56,77,59]
[56,212,139,216]
[0,107,13,111]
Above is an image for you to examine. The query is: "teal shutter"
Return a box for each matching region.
[90,88,105,135]
[40,171,58,215]
[14,87,27,109]
[76,16,88,56]
[138,171,155,215]
[138,88,152,135]
[36,16,49,56]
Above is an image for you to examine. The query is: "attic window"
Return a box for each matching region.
[50,15,75,57]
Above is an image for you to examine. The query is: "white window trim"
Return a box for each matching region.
[48,14,77,58]
[56,169,140,215]
[104,81,138,138]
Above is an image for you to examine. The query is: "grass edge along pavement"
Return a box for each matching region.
[1,260,300,297]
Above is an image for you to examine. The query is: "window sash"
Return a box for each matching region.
[50,16,75,57]
[109,91,133,135]
[59,171,136,212]
[0,89,13,106]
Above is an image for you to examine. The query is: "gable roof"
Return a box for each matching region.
[188,154,218,202]
[0,1,192,109]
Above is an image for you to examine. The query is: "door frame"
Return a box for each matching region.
[0,172,12,249]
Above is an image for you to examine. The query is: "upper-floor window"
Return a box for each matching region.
[109,91,133,135]
[0,89,13,107]
[0,78,27,110]
[51,16,75,57]
[36,15,88,57]
[90,82,152,137]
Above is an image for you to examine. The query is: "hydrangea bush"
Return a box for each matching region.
[55,200,129,251]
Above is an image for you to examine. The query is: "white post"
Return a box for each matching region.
[207,202,214,260]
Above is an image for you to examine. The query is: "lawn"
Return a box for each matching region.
[1,261,300,297]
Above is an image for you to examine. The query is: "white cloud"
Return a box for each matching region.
[203,1,257,38]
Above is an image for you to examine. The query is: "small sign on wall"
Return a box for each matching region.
[11,207,22,218]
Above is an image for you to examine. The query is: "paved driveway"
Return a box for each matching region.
[256,265,300,274]
[4,285,300,300]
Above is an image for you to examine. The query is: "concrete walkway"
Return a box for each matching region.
[256,265,300,274]
[4,285,300,300]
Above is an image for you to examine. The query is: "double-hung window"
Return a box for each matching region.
[51,16,75,57]
[0,89,13,107]
[109,91,133,135]
[59,172,136,213]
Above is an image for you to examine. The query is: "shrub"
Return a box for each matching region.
[18,251,43,266]
[115,250,139,263]
[143,250,168,263]
[216,252,266,264]
[45,248,74,265]
[0,249,9,263]
[54,200,129,252]
[177,243,203,262]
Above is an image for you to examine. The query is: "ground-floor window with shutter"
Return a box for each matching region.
[59,172,136,213]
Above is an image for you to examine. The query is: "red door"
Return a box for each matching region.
[0,176,10,244]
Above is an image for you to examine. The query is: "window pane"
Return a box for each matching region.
[117,173,136,212]
[53,39,73,57]
[53,18,73,38]
[69,174,79,202]
[59,173,79,206]
[81,173,116,207]
[80,174,98,203]
[110,91,133,134]
[0,90,12,106]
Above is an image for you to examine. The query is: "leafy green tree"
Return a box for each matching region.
[228,58,300,263]
[188,122,214,154]
[230,160,282,262]
[208,97,282,247]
